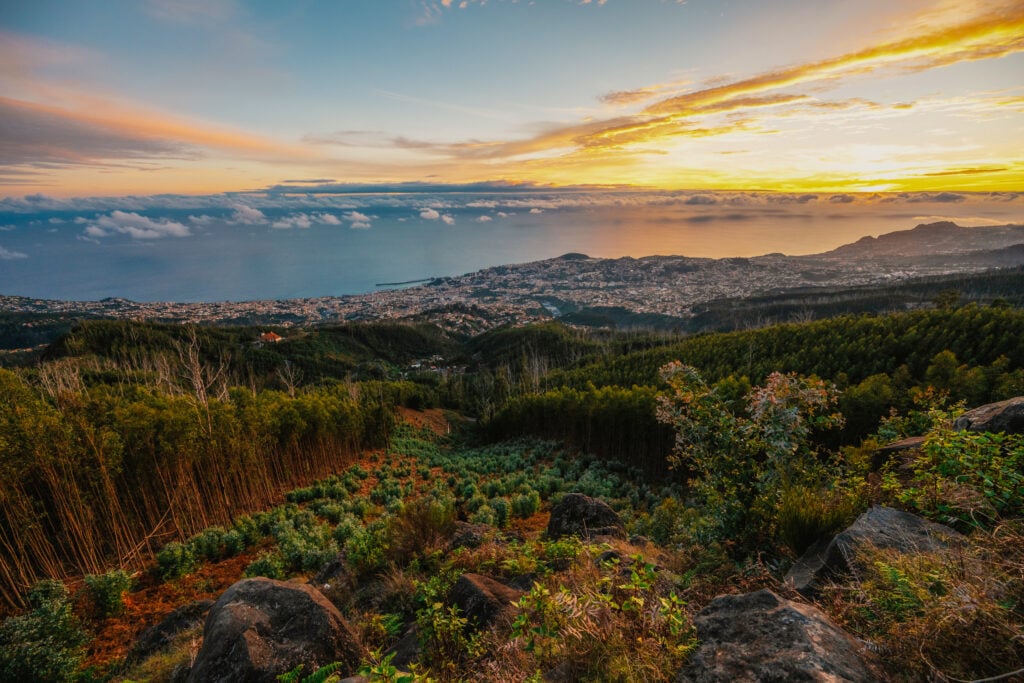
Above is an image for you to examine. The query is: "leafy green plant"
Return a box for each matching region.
[244,551,286,580]
[83,568,133,618]
[277,661,344,683]
[156,541,197,580]
[510,583,566,666]
[345,521,390,577]
[416,601,481,677]
[656,363,844,544]
[896,419,1024,529]
[357,651,415,683]
[0,580,87,683]
[512,490,541,518]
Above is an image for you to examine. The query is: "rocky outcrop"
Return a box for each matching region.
[786,506,962,597]
[546,493,625,540]
[953,396,1024,434]
[678,589,882,683]
[186,578,363,682]
[448,573,523,630]
[126,599,213,666]
[449,521,492,550]
[871,435,924,470]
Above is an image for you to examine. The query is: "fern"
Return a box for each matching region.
[276,662,344,683]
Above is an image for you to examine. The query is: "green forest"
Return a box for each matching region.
[1,302,1023,681]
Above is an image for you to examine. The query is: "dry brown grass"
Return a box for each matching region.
[819,521,1024,682]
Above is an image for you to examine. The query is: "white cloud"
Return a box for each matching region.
[47,217,63,225]
[441,214,455,225]
[229,204,266,224]
[476,215,493,222]
[272,213,313,229]
[314,212,341,225]
[0,246,28,260]
[342,211,372,229]
[529,207,544,214]
[419,208,441,220]
[81,211,191,239]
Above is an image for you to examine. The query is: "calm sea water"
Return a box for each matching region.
[1,194,1019,302]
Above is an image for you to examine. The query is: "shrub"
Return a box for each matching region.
[0,580,87,683]
[345,521,390,577]
[895,425,1024,530]
[656,363,844,544]
[332,515,362,545]
[512,490,542,519]
[387,497,456,563]
[416,601,481,677]
[190,526,245,561]
[490,497,510,528]
[244,551,286,580]
[83,569,134,618]
[156,541,197,580]
[469,504,496,527]
[233,514,264,546]
[275,521,338,573]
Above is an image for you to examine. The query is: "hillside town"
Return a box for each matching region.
[4,221,1024,339]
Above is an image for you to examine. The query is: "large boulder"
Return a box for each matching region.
[678,589,882,683]
[953,396,1024,434]
[126,599,213,666]
[448,573,523,630]
[186,578,363,682]
[786,506,962,597]
[546,493,625,540]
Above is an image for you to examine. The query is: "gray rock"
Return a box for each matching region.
[449,521,491,550]
[871,435,925,471]
[678,589,882,683]
[187,577,363,683]
[384,624,420,670]
[786,506,962,597]
[953,396,1024,434]
[448,573,523,630]
[126,599,213,666]
[547,493,625,540]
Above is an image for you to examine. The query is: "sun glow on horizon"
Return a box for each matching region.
[1,0,1022,198]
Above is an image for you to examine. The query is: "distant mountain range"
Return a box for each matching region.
[823,221,1024,258]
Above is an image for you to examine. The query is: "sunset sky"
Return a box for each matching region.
[2,0,1023,198]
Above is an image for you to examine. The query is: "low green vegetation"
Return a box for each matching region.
[1,303,1023,680]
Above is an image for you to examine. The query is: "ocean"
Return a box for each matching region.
[0,191,1019,302]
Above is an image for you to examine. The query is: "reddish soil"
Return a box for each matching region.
[510,511,552,536]
[83,548,262,671]
[397,407,454,435]
[81,416,464,673]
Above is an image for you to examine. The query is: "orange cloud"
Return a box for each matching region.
[382,2,1024,192]
[3,95,314,162]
